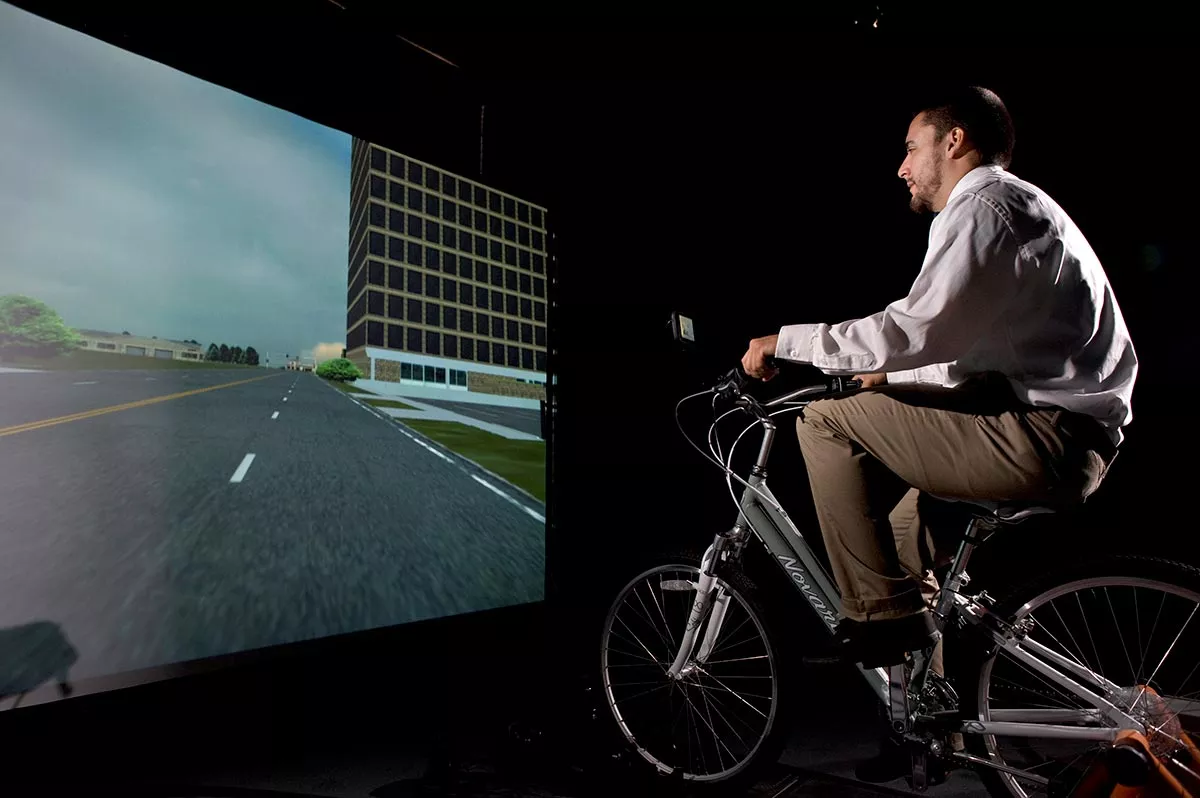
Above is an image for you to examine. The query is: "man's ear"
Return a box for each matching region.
[946,126,972,159]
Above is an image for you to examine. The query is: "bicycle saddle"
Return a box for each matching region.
[925,494,1058,525]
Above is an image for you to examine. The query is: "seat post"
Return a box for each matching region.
[934,515,992,620]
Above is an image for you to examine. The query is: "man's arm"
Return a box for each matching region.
[774,196,1022,375]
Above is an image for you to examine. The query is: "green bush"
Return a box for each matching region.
[316,357,362,382]
[0,295,84,360]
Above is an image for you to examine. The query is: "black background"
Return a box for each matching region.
[3,0,1198,789]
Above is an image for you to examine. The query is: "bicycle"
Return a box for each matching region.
[598,359,1200,797]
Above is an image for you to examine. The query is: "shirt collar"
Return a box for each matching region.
[946,164,1006,205]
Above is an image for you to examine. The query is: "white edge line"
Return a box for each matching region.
[271,411,280,419]
[229,453,256,483]
[471,474,545,523]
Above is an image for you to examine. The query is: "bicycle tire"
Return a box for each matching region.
[597,546,800,796]
[951,554,1200,798]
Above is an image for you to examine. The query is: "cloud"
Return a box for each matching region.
[0,3,350,358]
[312,342,344,364]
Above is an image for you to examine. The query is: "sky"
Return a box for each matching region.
[0,2,351,363]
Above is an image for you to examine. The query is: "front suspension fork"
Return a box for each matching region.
[666,534,738,679]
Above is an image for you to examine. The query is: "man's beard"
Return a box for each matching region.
[909,160,943,214]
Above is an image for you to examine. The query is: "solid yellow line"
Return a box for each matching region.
[0,373,284,439]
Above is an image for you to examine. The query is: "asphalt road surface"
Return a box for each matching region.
[0,369,545,687]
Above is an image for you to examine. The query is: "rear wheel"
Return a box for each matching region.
[598,547,797,795]
[954,555,1200,798]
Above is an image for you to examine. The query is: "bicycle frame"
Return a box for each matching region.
[664,381,1151,773]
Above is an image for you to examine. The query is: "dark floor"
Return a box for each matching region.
[3,602,988,797]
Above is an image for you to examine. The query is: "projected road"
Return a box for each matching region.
[0,369,545,683]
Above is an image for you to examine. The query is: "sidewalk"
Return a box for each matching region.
[365,395,542,442]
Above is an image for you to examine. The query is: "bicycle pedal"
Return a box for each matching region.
[911,751,929,792]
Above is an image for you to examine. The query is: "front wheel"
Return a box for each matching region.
[598,547,798,795]
[953,554,1200,798]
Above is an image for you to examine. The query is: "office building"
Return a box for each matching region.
[346,139,548,406]
[76,329,204,361]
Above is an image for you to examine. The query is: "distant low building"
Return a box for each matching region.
[75,329,204,361]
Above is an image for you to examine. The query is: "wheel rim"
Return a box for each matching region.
[600,563,779,783]
[975,574,1200,797]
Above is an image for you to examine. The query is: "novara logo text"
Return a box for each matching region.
[778,556,838,631]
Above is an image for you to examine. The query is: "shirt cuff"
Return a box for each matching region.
[775,324,820,363]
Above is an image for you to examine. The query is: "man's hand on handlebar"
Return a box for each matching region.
[853,372,888,389]
[741,334,780,381]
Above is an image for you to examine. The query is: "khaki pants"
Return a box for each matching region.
[795,375,1114,673]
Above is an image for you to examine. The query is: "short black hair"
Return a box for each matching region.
[914,86,1015,169]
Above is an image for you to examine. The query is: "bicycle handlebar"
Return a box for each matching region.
[712,358,862,407]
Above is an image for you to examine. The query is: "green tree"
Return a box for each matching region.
[219,344,230,362]
[315,357,362,382]
[0,295,83,360]
[245,347,260,366]
[206,343,220,361]
[230,346,244,364]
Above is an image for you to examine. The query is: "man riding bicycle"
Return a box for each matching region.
[740,85,1136,672]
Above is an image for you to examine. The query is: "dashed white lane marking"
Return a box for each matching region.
[229,453,256,483]
[471,475,545,523]
[145,377,157,381]
[282,397,288,402]
[271,411,280,420]
[73,381,98,385]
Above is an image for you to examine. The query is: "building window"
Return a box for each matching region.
[518,202,529,222]
[369,260,385,286]
[444,253,458,275]
[443,279,457,303]
[489,191,501,212]
[477,312,490,334]
[368,320,384,346]
[444,334,457,358]
[389,208,404,232]
[461,312,474,333]
[503,196,516,218]
[423,365,436,382]
[388,323,403,349]
[536,325,546,346]
[389,180,404,205]
[369,231,384,256]
[506,270,519,292]
[459,231,473,253]
[347,321,366,350]
[532,208,543,227]
[489,239,502,262]
[491,290,503,311]
[389,153,404,177]
[443,175,457,196]
[424,220,440,243]
[492,316,505,339]
[518,225,530,246]
[434,366,446,383]
[370,202,385,227]
[474,210,487,232]
[506,294,518,316]
[461,337,475,360]
[520,297,532,319]
[426,194,440,218]
[408,161,423,184]
[475,286,489,308]
[534,301,546,322]
[501,343,514,365]
[407,298,423,323]
[489,265,503,287]
[426,274,441,298]
[534,277,545,297]
[388,293,404,319]
[507,319,519,341]
[407,241,422,266]
[426,332,441,356]
[519,249,531,270]
[504,245,517,266]
[407,269,423,294]
[522,348,534,369]
[533,253,545,274]
[407,327,422,352]
[459,282,474,307]
[475,235,488,257]
[478,341,491,363]
[442,225,456,249]
[426,302,441,327]
[504,220,516,241]
[425,168,440,191]
[401,362,413,380]
[489,216,502,237]
[533,231,545,251]
[458,180,472,202]
[407,187,423,212]
[474,185,487,207]
[406,213,422,237]
[521,322,533,344]
[388,235,404,261]
[426,247,440,271]
[519,273,532,294]
[371,147,386,171]
[388,265,403,290]
[368,290,384,315]
[444,306,458,330]
[441,200,456,225]
[475,260,488,283]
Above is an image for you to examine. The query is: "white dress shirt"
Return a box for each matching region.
[775,165,1137,445]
